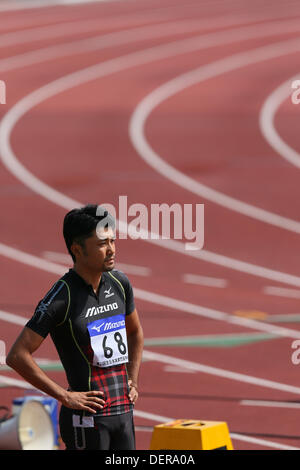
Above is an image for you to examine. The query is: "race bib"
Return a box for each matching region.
[87,314,128,368]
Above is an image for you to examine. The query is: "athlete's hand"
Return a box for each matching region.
[128,380,139,405]
[62,390,106,414]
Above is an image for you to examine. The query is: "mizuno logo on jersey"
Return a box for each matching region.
[91,319,125,333]
[85,302,118,318]
[91,323,105,333]
[104,286,114,298]
[103,319,125,331]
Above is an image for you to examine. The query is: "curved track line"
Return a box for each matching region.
[2,6,300,49]
[3,17,300,74]
[259,73,300,168]
[0,13,231,49]
[0,0,228,32]
[129,37,300,234]
[2,18,282,74]
[0,17,111,48]
[1,24,300,286]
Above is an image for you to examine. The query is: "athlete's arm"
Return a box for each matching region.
[125,308,144,404]
[6,327,105,414]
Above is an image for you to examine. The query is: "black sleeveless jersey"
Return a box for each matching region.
[26,268,135,416]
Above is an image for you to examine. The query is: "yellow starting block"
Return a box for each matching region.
[150,419,233,450]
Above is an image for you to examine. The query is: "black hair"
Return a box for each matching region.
[63,204,115,262]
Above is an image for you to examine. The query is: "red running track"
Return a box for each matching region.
[1,0,300,450]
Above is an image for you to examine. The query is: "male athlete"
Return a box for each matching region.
[6,204,144,450]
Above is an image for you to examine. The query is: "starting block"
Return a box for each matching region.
[150,419,233,450]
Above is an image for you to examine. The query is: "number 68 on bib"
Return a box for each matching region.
[87,314,129,368]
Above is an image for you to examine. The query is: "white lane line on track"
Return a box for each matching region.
[133,409,172,424]
[2,243,300,343]
[142,349,300,396]
[0,9,276,49]
[3,242,300,340]
[182,273,228,288]
[229,433,299,451]
[2,25,300,288]
[263,286,300,299]
[1,357,63,372]
[2,17,300,76]
[0,0,231,33]
[0,309,27,326]
[2,7,300,55]
[138,287,300,337]
[0,374,34,389]
[0,243,300,339]
[0,0,276,13]
[259,73,300,169]
[2,18,290,74]
[240,399,300,409]
[0,0,116,12]
[42,251,73,265]
[42,250,152,276]
[128,36,300,235]
[163,365,196,373]
[0,15,225,50]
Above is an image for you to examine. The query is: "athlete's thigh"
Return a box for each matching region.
[109,411,136,451]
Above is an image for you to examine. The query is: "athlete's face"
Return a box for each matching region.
[73,227,116,273]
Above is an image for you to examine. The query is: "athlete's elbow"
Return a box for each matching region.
[6,349,17,369]
[6,346,25,370]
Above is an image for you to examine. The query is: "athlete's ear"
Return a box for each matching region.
[70,242,82,261]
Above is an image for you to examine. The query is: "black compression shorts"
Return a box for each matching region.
[59,406,136,450]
